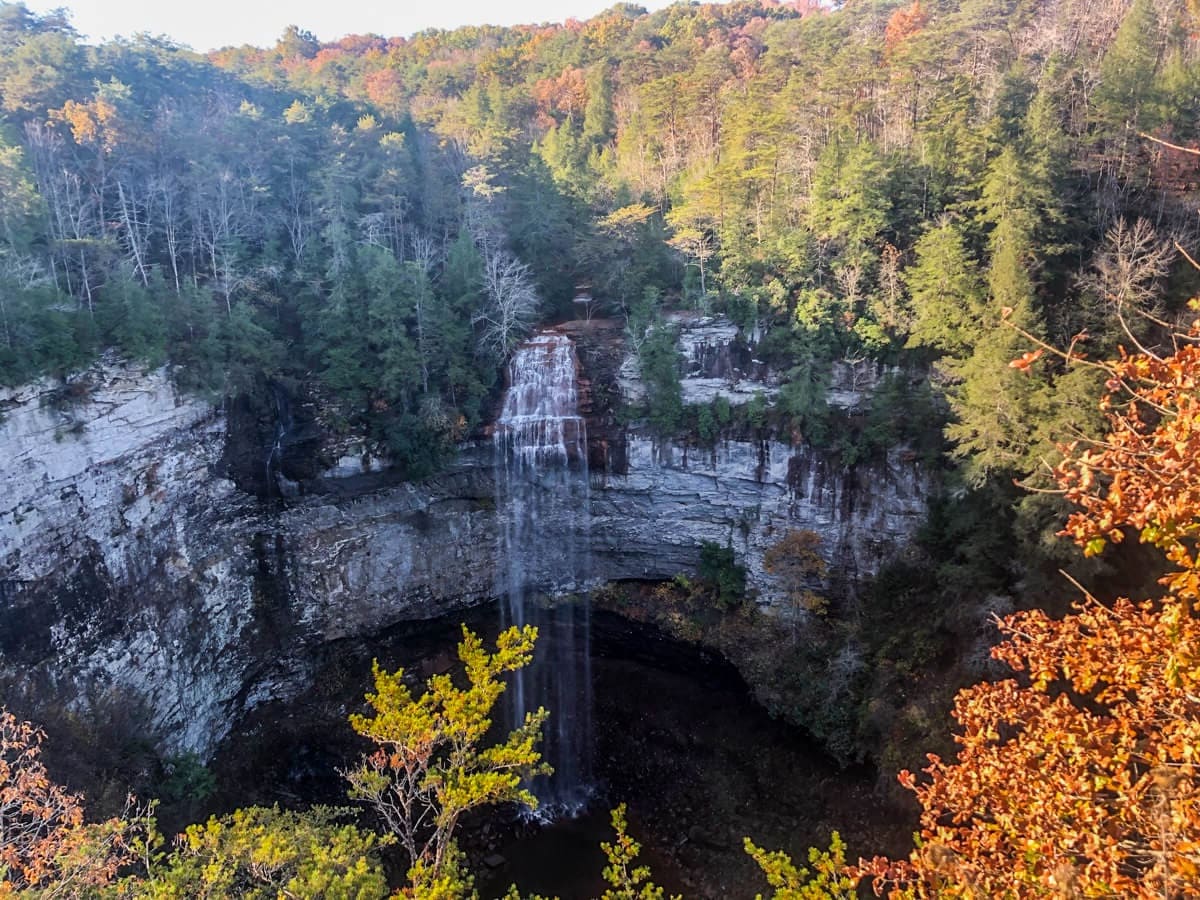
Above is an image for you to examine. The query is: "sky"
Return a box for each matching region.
[25,0,678,51]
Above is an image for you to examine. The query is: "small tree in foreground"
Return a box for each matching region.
[134,805,389,899]
[599,804,680,900]
[0,708,147,896]
[344,625,549,887]
[746,832,857,899]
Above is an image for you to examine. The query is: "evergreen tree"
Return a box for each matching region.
[1094,0,1163,133]
[903,219,986,355]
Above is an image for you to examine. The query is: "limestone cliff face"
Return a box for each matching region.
[0,322,930,757]
[0,365,496,753]
[591,435,924,596]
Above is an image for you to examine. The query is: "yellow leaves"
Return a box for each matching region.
[600,804,681,900]
[344,626,547,885]
[54,99,98,144]
[598,203,657,234]
[1054,326,1200,585]
[150,805,389,898]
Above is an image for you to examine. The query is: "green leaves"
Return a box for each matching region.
[903,219,985,356]
[745,832,857,900]
[600,804,680,900]
[135,805,389,900]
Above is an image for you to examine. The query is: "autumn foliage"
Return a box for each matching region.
[0,709,142,895]
[884,2,930,56]
[855,316,1200,897]
[1057,326,1200,602]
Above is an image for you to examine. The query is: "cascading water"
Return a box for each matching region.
[494,332,593,816]
[264,380,293,497]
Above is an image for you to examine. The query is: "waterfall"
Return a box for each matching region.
[264,381,296,498]
[494,332,593,816]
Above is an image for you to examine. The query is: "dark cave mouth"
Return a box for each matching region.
[200,602,909,899]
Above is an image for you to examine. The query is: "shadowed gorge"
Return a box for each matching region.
[0,0,1198,895]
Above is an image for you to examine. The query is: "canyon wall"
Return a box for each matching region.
[0,322,929,756]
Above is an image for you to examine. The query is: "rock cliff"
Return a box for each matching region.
[0,321,930,758]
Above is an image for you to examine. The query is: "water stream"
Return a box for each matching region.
[264,380,293,497]
[494,332,593,815]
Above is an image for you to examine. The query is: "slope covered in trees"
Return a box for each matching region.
[1,0,1196,482]
[1,1,1200,892]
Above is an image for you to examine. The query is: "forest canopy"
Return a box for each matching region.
[0,0,1195,484]
[1,0,1200,896]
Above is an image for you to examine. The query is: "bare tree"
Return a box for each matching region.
[151,171,183,293]
[407,232,442,393]
[474,249,539,358]
[281,153,313,265]
[870,241,912,334]
[115,180,151,286]
[834,259,864,307]
[191,166,246,312]
[1085,217,1176,333]
[24,121,100,306]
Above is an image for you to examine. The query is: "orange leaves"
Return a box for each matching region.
[884,1,929,56]
[0,710,84,889]
[532,66,588,122]
[1054,317,1200,596]
[50,95,124,152]
[853,321,1200,898]
[0,709,142,893]
[857,594,1200,897]
[1008,348,1043,372]
[364,68,406,116]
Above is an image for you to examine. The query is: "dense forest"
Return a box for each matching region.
[3,0,1198,754]
[2,0,1200,895]
[2,0,1197,481]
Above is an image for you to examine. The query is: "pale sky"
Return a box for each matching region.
[25,0,679,51]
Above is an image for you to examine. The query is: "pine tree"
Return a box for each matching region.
[903,219,986,355]
[1094,0,1163,134]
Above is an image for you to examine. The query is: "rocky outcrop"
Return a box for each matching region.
[0,364,497,753]
[1,335,931,758]
[591,435,924,596]
[618,314,779,406]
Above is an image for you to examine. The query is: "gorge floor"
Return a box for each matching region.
[200,603,914,899]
